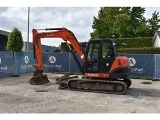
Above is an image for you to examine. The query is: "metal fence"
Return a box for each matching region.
[42,52,70,72]
[14,52,35,74]
[155,54,160,79]
[0,51,160,80]
[121,54,155,78]
[0,51,13,77]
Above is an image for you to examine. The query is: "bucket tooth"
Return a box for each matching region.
[30,74,50,85]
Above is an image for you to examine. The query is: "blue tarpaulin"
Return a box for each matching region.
[42,53,69,73]
[14,52,34,74]
[122,54,154,78]
[0,51,159,79]
[0,51,13,77]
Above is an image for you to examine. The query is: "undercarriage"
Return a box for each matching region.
[59,77,131,95]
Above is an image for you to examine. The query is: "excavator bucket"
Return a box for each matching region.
[55,73,71,84]
[30,74,50,85]
[56,73,79,89]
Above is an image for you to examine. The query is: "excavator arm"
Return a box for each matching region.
[30,27,85,85]
[32,27,85,71]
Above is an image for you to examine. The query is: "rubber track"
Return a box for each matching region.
[67,79,127,95]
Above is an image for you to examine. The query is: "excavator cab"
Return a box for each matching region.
[85,39,117,73]
[83,39,131,88]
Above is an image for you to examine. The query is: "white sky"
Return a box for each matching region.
[0,0,160,47]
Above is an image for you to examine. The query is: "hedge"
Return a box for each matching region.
[118,47,160,54]
[115,37,153,49]
[60,37,158,54]
[61,42,87,52]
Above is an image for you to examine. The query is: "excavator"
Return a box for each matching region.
[30,27,132,94]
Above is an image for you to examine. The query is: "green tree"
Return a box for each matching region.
[129,7,146,37]
[90,7,159,39]
[135,18,150,37]
[120,7,131,14]
[147,11,160,36]
[112,13,131,38]
[90,7,120,39]
[61,42,72,52]
[6,27,23,52]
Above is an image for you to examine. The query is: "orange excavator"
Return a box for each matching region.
[30,27,132,94]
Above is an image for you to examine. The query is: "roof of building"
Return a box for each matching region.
[0,30,9,36]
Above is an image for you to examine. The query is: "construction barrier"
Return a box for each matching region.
[123,54,155,78]
[42,52,69,73]
[14,52,35,75]
[0,51,13,77]
[0,51,160,80]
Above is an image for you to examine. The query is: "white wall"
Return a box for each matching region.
[154,35,160,47]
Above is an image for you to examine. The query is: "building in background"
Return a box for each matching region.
[0,29,60,52]
[153,31,160,47]
[0,30,9,51]
[22,41,61,52]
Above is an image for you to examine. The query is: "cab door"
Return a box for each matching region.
[85,39,116,73]
[99,40,116,73]
[85,40,100,73]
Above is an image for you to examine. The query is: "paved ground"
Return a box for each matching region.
[0,73,160,113]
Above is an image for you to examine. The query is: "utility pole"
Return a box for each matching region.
[27,7,30,52]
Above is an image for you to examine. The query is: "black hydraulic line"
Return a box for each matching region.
[65,41,85,74]
[70,50,85,74]
[67,30,85,74]
[36,28,64,31]
[33,44,36,59]
[45,28,63,30]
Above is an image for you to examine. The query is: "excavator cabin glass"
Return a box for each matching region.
[85,39,117,73]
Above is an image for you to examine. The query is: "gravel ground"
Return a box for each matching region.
[0,73,160,113]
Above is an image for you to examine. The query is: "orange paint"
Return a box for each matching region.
[110,56,129,72]
[32,28,85,71]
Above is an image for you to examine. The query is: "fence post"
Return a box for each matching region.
[10,52,20,77]
[153,54,156,80]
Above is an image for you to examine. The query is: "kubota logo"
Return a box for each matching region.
[49,56,56,63]
[129,57,136,66]
[47,34,54,37]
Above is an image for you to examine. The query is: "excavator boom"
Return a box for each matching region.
[32,27,85,70]
[30,27,85,85]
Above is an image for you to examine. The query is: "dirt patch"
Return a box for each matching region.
[141,82,152,84]
[35,90,49,92]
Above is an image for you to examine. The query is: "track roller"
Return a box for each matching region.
[67,79,127,95]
